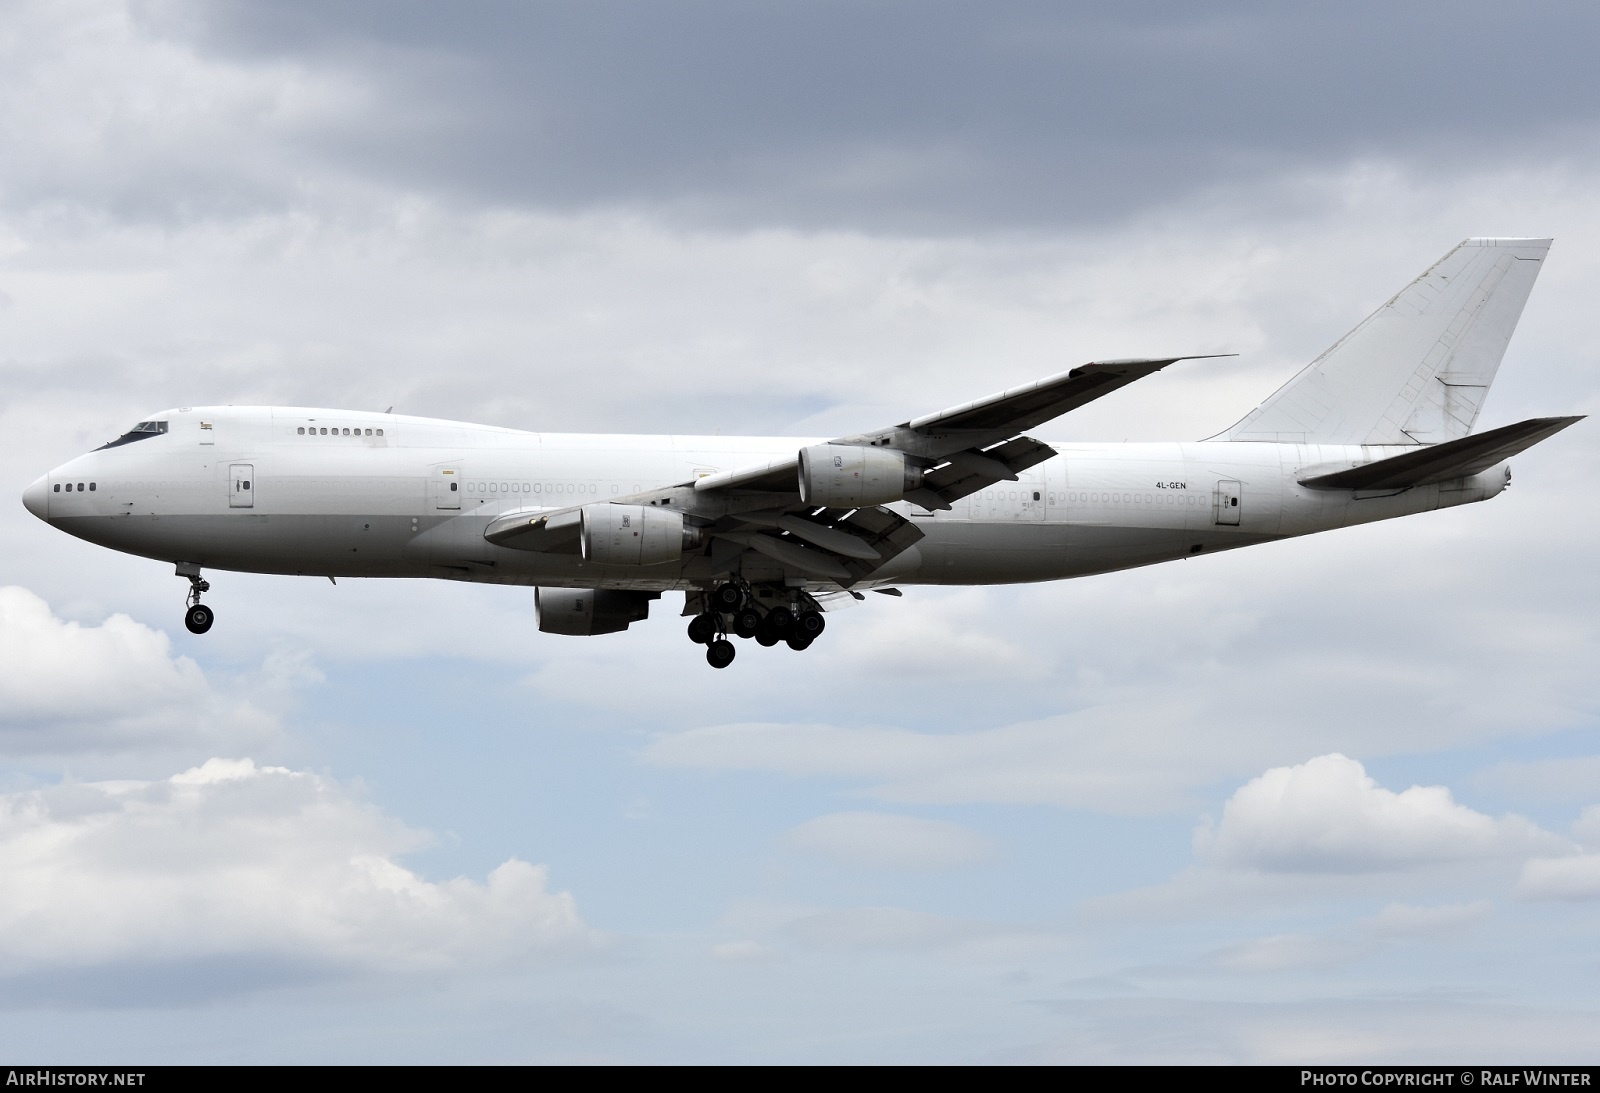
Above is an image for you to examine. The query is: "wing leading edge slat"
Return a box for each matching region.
[876,355,1232,455]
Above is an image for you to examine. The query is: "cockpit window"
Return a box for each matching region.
[96,420,169,450]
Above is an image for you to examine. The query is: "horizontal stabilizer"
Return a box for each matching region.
[1298,416,1583,490]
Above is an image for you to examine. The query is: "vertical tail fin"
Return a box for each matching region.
[1222,238,1552,444]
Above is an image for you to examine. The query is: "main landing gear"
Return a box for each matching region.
[177,563,214,635]
[686,581,828,669]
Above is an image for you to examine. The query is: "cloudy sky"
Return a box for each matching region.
[3,0,1600,1063]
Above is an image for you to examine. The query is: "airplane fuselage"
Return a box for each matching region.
[27,405,1509,592]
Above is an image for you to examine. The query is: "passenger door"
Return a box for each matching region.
[229,463,254,508]
[431,466,462,510]
[1214,479,1242,526]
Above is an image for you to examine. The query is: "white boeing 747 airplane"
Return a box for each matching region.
[21,238,1583,668]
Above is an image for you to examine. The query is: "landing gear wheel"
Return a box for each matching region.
[755,631,780,648]
[796,610,826,639]
[184,604,214,635]
[734,606,762,638]
[712,583,744,611]
[687,614,716,644]
[785,633,812,651]
[180,568,213,634]
[706,639,736,669]
[765,605,794,634]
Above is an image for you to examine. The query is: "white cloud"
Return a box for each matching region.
[785,811,996,871]
[1198,901,1492,976]
[1571,805,1600,847]
[782,906,992,952]
[0,757,593,1000]
[0,585,277,755]
[1520,856,1600,900]
[709,941,782,964]
[1195,754,1557,873]
[1516,838,1600,901]
[1207,932,1362,973]
[642,704,1214,814]
[1359,899,1492,938]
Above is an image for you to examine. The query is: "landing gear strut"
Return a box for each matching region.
[690,582,831,667]
[177,563,214,635]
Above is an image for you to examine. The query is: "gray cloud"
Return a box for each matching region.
[95,0,1600,231]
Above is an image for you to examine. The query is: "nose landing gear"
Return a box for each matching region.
[177,563,214,634]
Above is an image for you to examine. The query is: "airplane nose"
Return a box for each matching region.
[22,475,49,521]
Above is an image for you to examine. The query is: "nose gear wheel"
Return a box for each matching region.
[185,604,214,634]
[180,568,215,635]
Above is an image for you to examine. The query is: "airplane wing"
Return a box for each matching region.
[1297,416,1583,490]
[693,354,1229,508]
[486,355,1224,583]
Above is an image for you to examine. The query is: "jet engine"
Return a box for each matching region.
[798,443,921,507]
[579,504,700,565]
[535,587,658,635]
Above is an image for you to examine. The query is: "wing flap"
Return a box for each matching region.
[719,531,854,581]
[836,507,925,582]
[714,505,925,586]
[1298,415,1583,490]
[912,436,1057,509]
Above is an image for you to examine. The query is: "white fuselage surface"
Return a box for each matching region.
[30,404,1507,591]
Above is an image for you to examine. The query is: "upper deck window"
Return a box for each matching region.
[96,420,168,450]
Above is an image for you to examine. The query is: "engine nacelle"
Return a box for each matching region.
[798,444,920,507]
[535,587,657,636]
[579,504,699,565]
